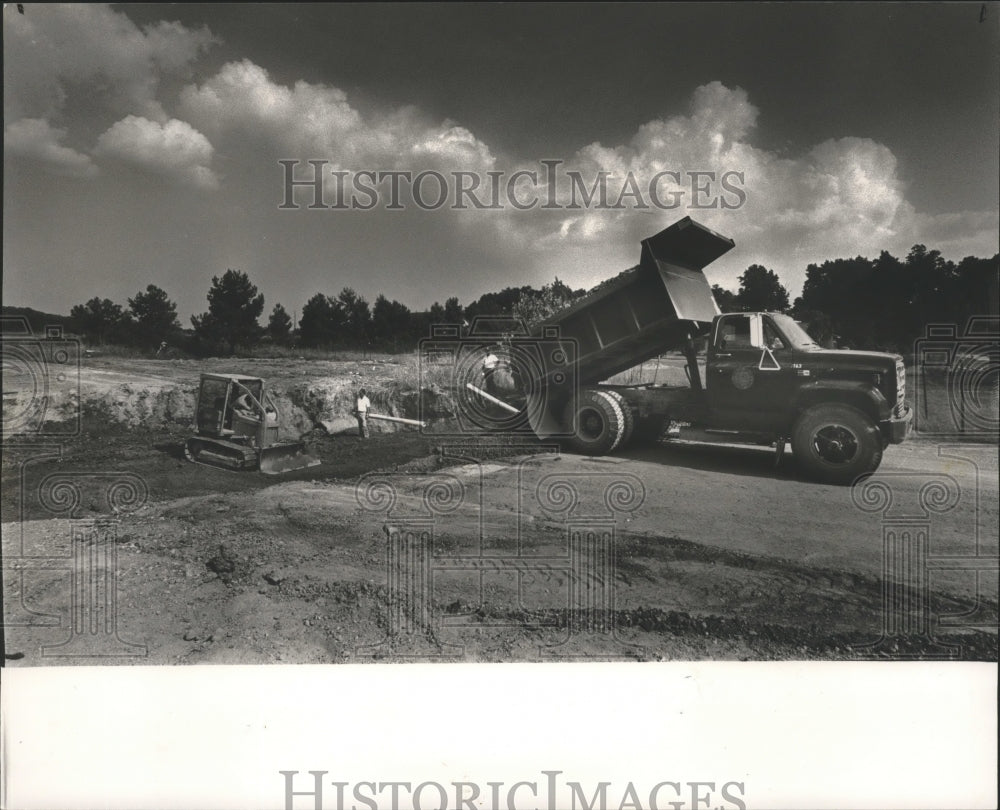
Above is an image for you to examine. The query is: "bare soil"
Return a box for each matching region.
[3,358,996,665]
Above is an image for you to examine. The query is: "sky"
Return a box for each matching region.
[3,2,999,322]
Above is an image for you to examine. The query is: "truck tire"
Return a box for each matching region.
[563,389,627,455]
[791,404,882,484]
[603,390,636,447]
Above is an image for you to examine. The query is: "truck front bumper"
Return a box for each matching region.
[880,405,912,444]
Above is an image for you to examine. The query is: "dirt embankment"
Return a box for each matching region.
[6,358,460,439]
[0,358,514,522]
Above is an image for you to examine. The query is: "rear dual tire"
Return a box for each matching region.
[603,390,636,447]
[562,389,628,455]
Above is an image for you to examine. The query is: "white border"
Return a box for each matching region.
[2,662,997,810]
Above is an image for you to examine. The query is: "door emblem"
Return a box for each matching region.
[732,366,755,390]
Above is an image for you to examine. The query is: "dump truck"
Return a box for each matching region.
[185,373,320,474]
[521,216,912,483]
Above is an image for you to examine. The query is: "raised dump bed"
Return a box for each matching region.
[535,216,734,385]
[522,217,734,451]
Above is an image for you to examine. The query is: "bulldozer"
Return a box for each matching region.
[184,373,320,474]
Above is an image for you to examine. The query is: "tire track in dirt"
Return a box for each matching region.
[5,482,995,663]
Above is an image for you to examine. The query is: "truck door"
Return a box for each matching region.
[706,314,794,430]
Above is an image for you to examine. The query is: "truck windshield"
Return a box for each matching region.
[769,314,820,350]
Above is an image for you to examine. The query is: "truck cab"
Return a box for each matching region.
[697,311,911,481]
[525,216,912,483]
[706,312,909,440]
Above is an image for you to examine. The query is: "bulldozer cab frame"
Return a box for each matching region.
[195,374,279,447]
[186,373,320,474]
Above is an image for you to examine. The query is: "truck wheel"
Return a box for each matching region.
[563,389,626,455]
[791,404,882,484]
[603,390,635,447]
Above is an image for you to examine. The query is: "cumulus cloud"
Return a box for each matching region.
[499,82,996,293]
[689,81,759,144]
[144,19,219,74]
[3,4,217,191]
[509,82,768,254]
[4,118,98,178]
[8,14,992,317]
[174,66,996,295]
[411,125,496,171]
[94,115,218,190]
[3,3,215,122]
[180,60,362,157]
[179,59,495,173]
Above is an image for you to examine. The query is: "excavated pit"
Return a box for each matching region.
[1,359,543,521]
[3,365,459,439]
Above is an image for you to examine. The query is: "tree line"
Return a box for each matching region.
[65,271,588,356]
[65,244,997,356]
[713,247,998,351]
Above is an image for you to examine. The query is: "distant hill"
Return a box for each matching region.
[1,305,75,336]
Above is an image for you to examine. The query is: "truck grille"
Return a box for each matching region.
[893,359,906,417]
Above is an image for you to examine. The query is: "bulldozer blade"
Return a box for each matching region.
[258,443,321,475]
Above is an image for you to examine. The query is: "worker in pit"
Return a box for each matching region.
[481,346,500,395]
[354,388,371,439]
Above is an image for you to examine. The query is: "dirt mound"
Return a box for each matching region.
[81,383,197,429]
[288,378,456,435]
[4,360,460,439]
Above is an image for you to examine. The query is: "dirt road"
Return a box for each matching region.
[3,355,997,663]
[4,425,995,664]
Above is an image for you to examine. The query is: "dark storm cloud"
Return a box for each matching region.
[3,3,997,320]
[121,2,1000,213]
